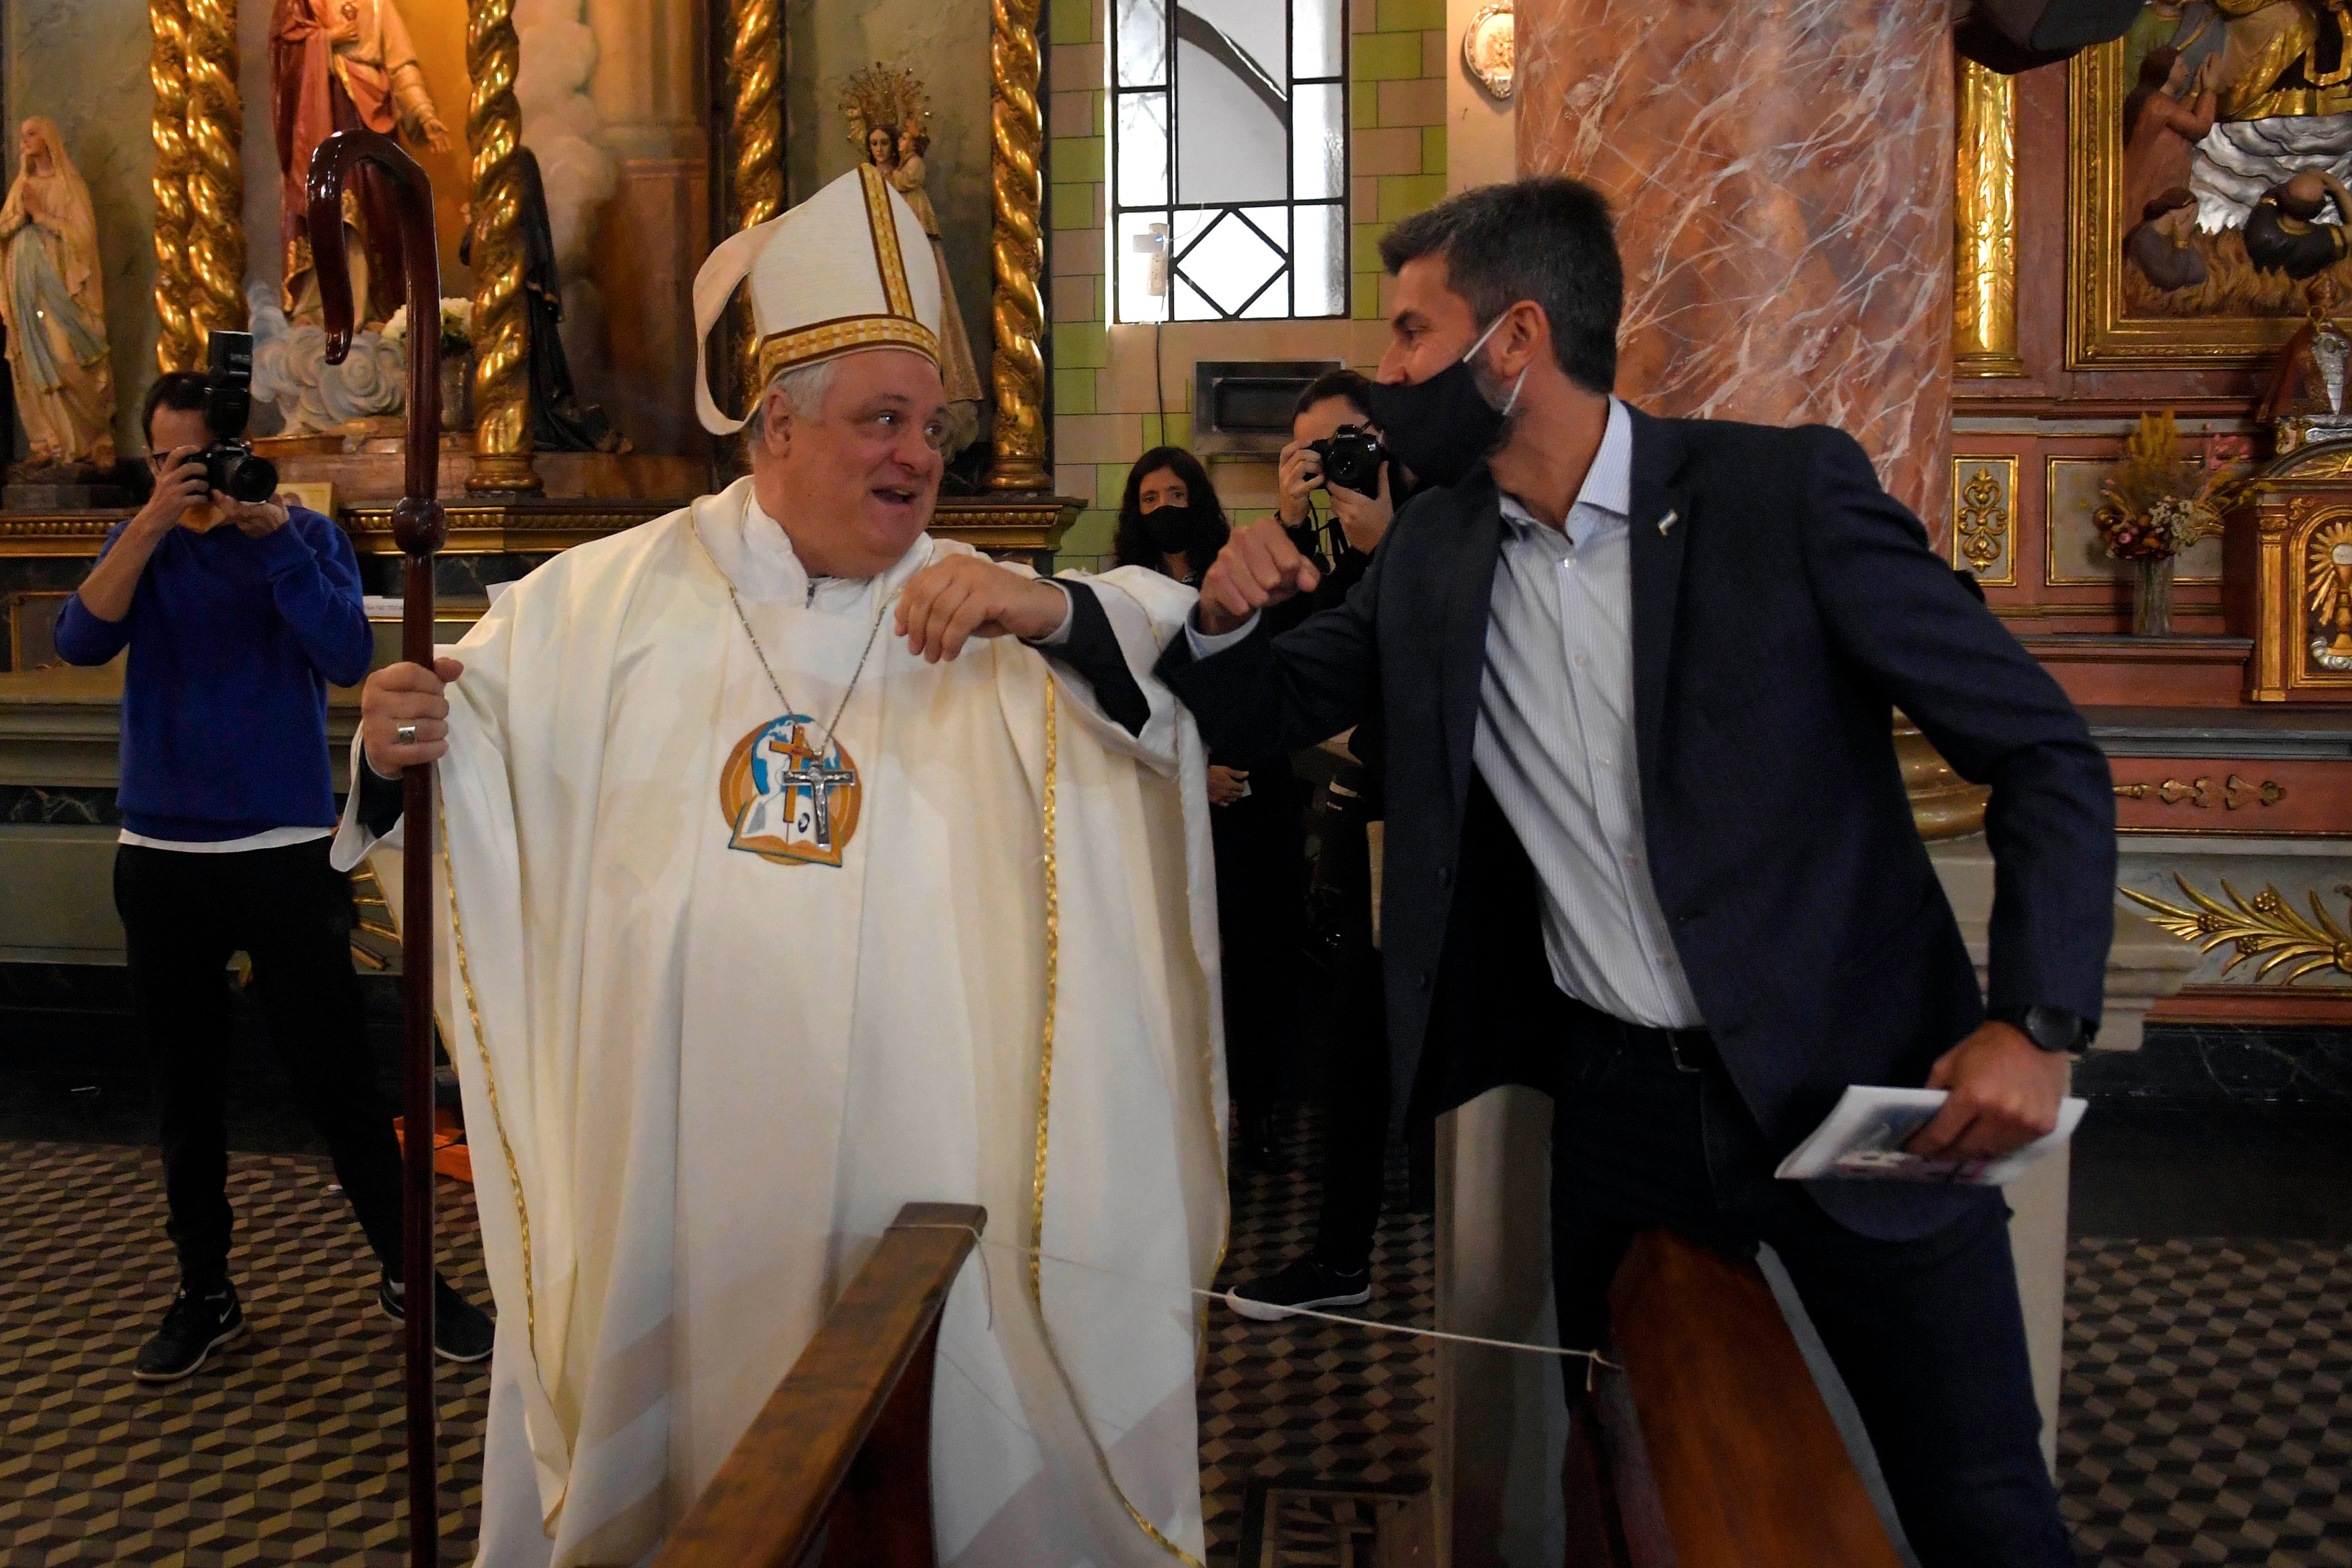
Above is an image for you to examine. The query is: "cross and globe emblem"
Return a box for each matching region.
[719,715,865,867]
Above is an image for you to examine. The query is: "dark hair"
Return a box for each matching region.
[1293,367,1375,424]
[141,370,209,449]
[2143,186,2196,221]
[1378,177,1621,396]
[1111,446,1229,574]
[2123,46,2182,141]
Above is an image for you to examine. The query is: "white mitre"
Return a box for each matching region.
[692,165,945,435]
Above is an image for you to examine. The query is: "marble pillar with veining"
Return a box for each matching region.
[1518,0,1955,533]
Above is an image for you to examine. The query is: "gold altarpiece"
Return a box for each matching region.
[124,0,1071,556]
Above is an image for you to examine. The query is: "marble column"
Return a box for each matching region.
[1516,0,1955,532]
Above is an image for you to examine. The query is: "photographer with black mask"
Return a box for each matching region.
[1228,371,1422,1318]
[1112,446,1303,1171]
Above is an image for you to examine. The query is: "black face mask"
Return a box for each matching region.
[1142,502,1201,555]
[1364,314,1526,491]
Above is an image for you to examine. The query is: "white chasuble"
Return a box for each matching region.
[334,478,1227,1568]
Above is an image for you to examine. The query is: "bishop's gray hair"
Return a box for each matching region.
[744,358,840,442]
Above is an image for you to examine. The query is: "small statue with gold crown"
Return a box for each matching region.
[839,62,984,454]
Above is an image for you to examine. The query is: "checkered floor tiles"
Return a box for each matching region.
[1200,1111,1439,1565]
[0,1141,491,1567]
[2061,1238,2352,1568]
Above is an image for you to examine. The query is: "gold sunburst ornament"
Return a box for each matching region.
[2123,876,2352,985]
[2310,517,2352,670]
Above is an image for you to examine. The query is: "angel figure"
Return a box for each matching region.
[842,64,983,450]
[0,119,116,470]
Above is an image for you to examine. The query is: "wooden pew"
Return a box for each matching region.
[653,1201,985,1568]
[1562,1232,1907,1568]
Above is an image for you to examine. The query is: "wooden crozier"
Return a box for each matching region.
[308,128,448,1568]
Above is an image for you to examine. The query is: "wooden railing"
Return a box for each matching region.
[1563,1232,1907,1568]
[653,1201,985,1568]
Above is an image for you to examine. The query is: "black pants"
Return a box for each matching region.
[1310,786,1391,1269]
[1549,1005,2072,1568]
[1210,762,1305,1119]
[114,840,406,1292]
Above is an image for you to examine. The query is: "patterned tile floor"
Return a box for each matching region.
[2060,1238,2351,1568]
[0,1141,491,1568]
[1201,1111,1438,1565]
[6,1136,2347,1567]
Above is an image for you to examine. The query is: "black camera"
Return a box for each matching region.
[1309,424,1386,496]
[200,331,278,504]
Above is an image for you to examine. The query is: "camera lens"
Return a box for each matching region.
[222,452,278,504]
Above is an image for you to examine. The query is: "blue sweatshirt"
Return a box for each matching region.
[53,509,374,842]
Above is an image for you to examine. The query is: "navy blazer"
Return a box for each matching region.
[1158,409,2117,1240]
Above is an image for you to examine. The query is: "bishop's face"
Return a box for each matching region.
[755,348,949,579]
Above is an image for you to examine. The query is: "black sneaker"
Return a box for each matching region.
[133,1284,245,1382]
[1225,1257,1372,1323]
[377,1274,496,1363]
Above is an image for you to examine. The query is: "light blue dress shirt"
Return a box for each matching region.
[1188,397,1704,1029]
[1478,398,1701,1028]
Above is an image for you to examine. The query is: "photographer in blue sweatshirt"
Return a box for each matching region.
[55,371,491,1381]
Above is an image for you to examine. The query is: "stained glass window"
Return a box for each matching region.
[1110,0,1348,323]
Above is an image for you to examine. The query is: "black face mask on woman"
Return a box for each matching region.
[1364,311,1528,491]
[1142,502,1203,555]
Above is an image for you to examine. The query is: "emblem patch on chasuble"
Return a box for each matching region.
[719,714,863,867]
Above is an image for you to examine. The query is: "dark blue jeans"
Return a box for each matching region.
[1548,1007,2073,1568]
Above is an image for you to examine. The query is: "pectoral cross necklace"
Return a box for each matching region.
[692,517,934,865]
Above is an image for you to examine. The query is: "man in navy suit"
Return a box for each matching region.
[1154,179,2113,1564]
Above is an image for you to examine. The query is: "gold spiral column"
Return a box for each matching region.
[465,0,541,493]
[182,0,246,345]
[985,0,1051,492]
[726,0,784,424]
[149,0,200,374]
[1954,58,2023,377]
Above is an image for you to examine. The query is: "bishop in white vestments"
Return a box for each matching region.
[342,167,1227,1568]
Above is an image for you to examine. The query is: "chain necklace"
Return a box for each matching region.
[691,517,932,764]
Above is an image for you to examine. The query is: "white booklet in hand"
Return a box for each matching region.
[1774,1086,2087,1187]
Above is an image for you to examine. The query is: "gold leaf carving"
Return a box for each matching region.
[1954,465,2010,573]
[2122,876,2352,985]
[727,0,784,423]
[985,0,1051,492]
[466,0,540,493]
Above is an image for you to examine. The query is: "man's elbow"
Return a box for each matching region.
[51,605,119,666]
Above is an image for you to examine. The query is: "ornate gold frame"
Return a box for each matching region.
[2066,41,2309,371]
[148,0,538,491]
[145,0,1058,496]
[1954,61,2021,377]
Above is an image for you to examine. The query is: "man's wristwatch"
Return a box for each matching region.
[1988,1004,2092,1055]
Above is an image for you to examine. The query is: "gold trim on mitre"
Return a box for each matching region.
[858,164,920,326]
[756,315,940,387]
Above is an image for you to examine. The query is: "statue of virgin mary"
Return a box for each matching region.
[0,118,116,470]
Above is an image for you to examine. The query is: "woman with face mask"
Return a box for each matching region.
[1112,448,1304,1173]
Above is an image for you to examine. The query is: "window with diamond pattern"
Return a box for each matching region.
[1109,0,1349,324]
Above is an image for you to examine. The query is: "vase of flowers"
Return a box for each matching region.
[385,296,476,432]
[2092,411,2263,638]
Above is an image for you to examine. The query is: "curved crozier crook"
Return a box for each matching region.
[305,128,445,515]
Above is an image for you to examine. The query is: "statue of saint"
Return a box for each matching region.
[270,0,453,326]
[841,64,984,452]
[0,118,116,470]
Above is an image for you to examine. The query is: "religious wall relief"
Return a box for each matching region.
[2073,1,2352,366]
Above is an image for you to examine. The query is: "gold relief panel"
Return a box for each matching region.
[1950,457,2018,586]
[2044,456,2223,585]
[2067,33,2352,370]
